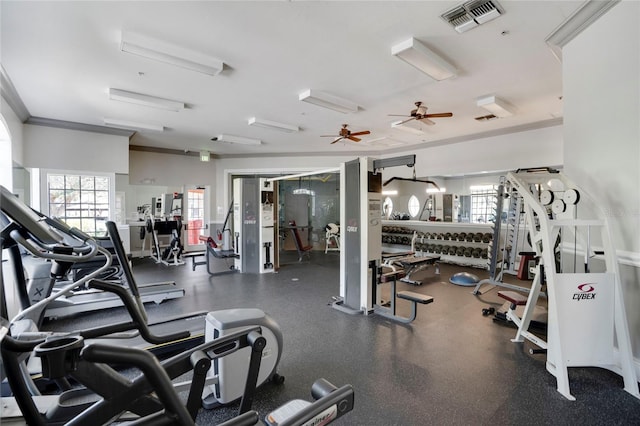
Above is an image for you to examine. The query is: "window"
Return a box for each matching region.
[382,197,393,219]
[408,195,420,218]
[470,185,498,224]
[46,173,112,237]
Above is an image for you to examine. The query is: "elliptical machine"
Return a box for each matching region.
[0,185,285,420]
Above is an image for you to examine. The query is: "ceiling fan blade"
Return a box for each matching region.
[395,117,416,125]
[330,137,344,144]
[349,130,370,137]
[425,112,453,118]
[321,134,339,137]
[347,136,361,142]
[388,114,410,117]
[420,118,436,125]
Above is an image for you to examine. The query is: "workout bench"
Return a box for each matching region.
[382,252,440,285]
[497,290,548,351]
[288,220,312,262]
[373,268,434,324]
[190,236,238,275]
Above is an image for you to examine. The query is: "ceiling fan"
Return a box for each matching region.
[389,101,453,125]
[321,124,370,144]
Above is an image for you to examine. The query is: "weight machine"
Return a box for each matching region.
[473,177,531,295]
[332,156,435,323]
[497,169,638,400]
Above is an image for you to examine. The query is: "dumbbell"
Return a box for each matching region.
[482,307,495,316]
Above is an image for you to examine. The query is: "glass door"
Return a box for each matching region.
[183,185,210,252]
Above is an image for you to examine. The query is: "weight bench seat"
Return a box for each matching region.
[498,290,528,306]
[380,270,406,283]
[397,291,433,305]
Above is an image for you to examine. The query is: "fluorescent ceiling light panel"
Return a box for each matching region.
[109,88,184,111]
[214,134,262,145]
[391,120,425,135]
[476,95,515,118]
[298,89,358,114]
[248,117,299,133]
[120,30,224,76]
[103,117,164,132]
[391,38,457,81]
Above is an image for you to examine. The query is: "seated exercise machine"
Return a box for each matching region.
[190,235,238,275]
[0,186,285,407]
[324,223,340,253]
[288,220,312,262]
[149,219,185,266]
[493,170,639,400]
[371,262,433,324]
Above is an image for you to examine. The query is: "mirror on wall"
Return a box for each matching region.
[12,162,30,205]
[278,172,340,253]
[380,171,506,223]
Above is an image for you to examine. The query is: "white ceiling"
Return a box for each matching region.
[1,1,581,157]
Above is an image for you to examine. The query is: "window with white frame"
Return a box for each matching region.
[408,195,420,218]
[470,184,498,224]
[46,172,113,237]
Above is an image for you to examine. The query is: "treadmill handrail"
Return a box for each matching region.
[9,228,99,263]
[12,245,113,324]
[86,279,190,344]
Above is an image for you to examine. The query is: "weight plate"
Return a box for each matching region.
[563,188,580,205]
[551,199,566,214]
[540,190,554,206]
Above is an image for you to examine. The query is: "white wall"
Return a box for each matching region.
[563,1,640,356]
[23,124,129,174]
[411,125,563,178]
[1,97,24,166]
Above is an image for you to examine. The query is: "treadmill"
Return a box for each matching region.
[21,251,185,320]
[17,213,185,320]
[0,187,206,358]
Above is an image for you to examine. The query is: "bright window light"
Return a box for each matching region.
[408,195,420,218]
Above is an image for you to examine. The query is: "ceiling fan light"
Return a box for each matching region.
[121,30,224,76]
[476,95,515,118]
[109,88,184,111]
[391,37,457,81]
[248,117,299,133]
[298,89,359,114]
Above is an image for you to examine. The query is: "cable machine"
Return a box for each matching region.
[498,169,638,400]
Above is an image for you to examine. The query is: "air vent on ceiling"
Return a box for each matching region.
[441,0,503,33]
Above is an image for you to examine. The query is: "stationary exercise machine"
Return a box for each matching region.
[0,187,354,425]
[332,156,435,322]
[495,170,639,400]
[0,186,285,406]
[149,219,185,266]
[16,215,183,321]
[472,178,532,295]
[191,235,238,274]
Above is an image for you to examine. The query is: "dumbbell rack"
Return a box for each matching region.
[504,169,639,401]
[381,221,493,268]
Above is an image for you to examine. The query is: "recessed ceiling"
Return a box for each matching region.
[0,1,580,157]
